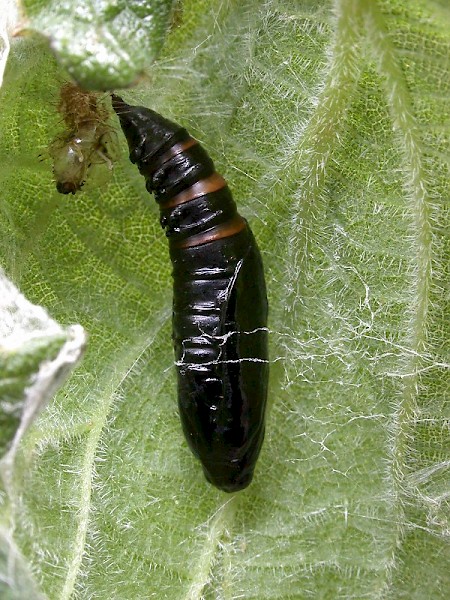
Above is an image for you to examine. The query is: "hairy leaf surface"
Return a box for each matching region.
[0,0,449,598]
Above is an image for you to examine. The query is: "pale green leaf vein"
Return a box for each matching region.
[60,308,171,599]
[283,0,364,307]
[364,0,432,491]
[185,497,238,600]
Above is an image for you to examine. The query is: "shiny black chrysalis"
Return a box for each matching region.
[112,95,268,492]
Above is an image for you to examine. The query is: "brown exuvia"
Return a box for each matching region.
[48,83,117,194]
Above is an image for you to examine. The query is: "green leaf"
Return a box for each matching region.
[22,0,177,89]
[0,527,46,600]
[0,269,85,599]
[0,268,85,461]
[1,0,449,598]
